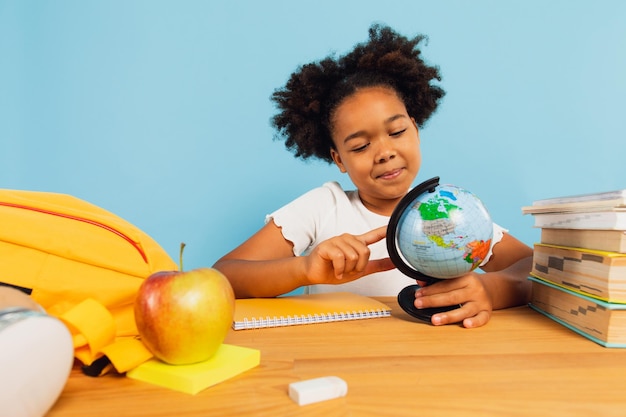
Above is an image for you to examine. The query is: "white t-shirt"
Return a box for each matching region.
[266,181,505,296]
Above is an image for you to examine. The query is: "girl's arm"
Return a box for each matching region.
[478,232,534,309]
[212,221,306,298]
[213,221,394,298]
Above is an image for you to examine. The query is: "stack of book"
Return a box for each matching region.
[522,189,626,347]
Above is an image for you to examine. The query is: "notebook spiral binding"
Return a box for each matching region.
[233,309,391,330]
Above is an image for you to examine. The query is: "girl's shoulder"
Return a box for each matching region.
[295,181,355,205]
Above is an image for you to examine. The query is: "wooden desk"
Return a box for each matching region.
[48,298,626,417]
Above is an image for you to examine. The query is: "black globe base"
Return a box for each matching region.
[397,284,460,323]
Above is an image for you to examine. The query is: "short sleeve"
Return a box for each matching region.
[479,222,507,267]
[265,183,346,256]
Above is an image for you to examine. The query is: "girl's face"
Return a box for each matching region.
[329,86,421,216]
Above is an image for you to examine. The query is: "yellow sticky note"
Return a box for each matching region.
[126,344,260,395]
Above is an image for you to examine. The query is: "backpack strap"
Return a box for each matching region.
[56,299,153,375]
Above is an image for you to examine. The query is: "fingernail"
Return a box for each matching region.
[414,298,423,308]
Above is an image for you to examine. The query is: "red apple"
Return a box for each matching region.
[134,267,235,365]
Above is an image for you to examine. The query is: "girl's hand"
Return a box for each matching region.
[413,273,494,328]
[303,226,395,285]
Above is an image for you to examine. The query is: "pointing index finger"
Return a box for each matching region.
[360,226,388,246]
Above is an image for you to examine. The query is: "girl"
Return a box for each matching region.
[213,24,532,328]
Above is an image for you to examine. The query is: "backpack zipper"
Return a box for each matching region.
[0,201,148,263]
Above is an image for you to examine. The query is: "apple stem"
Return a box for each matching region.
[179,242,186,272]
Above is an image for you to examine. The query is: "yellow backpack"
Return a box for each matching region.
[0,189,177,375]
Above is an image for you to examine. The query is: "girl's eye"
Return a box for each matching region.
[390,128,407,137]
[351,143,370,153]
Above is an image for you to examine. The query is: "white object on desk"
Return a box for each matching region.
[288,376,348,406]
[0,308,74,417]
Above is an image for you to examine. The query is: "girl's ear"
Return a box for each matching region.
[330,148,347,173]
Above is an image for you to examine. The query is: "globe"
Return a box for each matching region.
[388,177,493,280]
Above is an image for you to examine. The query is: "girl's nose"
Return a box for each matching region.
[376,139,396,163]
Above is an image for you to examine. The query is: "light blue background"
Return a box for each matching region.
[2,1,625,271]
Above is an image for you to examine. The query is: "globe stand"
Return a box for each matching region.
[386,176,461,323]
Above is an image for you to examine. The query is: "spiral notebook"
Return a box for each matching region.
[232,292,392,330]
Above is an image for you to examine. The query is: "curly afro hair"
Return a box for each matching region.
[270,24,445,164]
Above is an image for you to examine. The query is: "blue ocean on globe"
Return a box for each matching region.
[396,184,494,279]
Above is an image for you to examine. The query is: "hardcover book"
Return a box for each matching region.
[522,189,626,214]
[529,276,626,348]
[531,243,626,303]
[523,189,626,230]
[529,211,626,230]
[540,228,626,254]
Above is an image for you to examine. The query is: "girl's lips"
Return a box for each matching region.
[377,168,403,180]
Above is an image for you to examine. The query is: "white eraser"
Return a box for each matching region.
[288,376,347,406]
